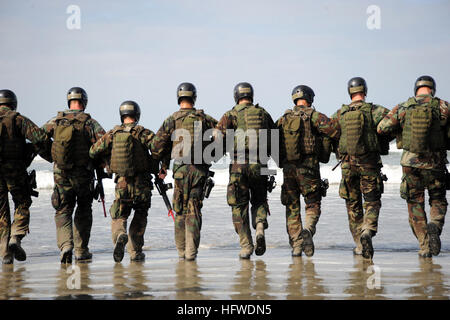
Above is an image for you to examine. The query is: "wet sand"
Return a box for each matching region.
[1,248,449,300]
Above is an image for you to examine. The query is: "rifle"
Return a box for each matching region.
[320,178,329,197]
[202,171,215,199]
[155,177,175,222]
[267,174,277,193]
[93,168,112,218]
[28,170,39,197]
[332,155,348,171]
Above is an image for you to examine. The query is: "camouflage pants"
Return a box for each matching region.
[172,164,207,259]
[227,163,269,251]
[110,174,152,259]
[400,166,447,253]
[339,163,383,248]
[281,163,322,250]
[52,168,94,256]
[0,168,32,258]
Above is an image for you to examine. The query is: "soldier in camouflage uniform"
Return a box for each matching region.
[90,101,159,262]
[0,89,51,264]
[216,82,276,259]
[377,75,449,258]
[277,85,340,257]
[42,87,106,264]
[331,77,392,260]
[150,83,217,261]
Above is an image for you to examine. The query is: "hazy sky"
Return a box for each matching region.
[1,0,449,131]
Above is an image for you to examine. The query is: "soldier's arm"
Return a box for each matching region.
[439,99,449,126]
[41,117,57,138]
[19,115,49,145]
[86,118,106,144]
[18,115,53,162]
[149,117,174,169]
[377,105,402,135]
[313,111,340,140]
[89,131,112,160]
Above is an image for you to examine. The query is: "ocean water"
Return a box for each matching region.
[20,144,449,259]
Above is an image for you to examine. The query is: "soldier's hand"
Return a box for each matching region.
[158,168,167,180]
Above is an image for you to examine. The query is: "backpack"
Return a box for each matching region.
[51,112,91,170]
[110,125,150,176]
[282,108,316,161]
[402,97,444,154]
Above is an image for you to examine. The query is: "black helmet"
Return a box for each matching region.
[291,85,315,105]
[0,89,17,110]
[233,82,254,104]
[414,75,436,96]
[119,101,141,123]
[347,77,367,97]
[67,87,88,108]
[177,82,197,105]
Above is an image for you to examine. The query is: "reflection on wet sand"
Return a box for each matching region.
[231,259,275,300]
[406,259,449,300]
[286,257,328,299]
[113,262,152,299]
[344,256,386,299]
[0,265,31,299]
[175,259,209,300]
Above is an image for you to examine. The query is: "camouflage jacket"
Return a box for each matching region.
[331,100,390,167]
[216,102,276,165]
[89,122,159,175]
[377,94,449,169]
[150,108,218,171]
[276,105,340,170]
[42,109,106,173]
[0,106,51,169]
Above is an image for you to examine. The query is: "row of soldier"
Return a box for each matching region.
[0,75,448,265]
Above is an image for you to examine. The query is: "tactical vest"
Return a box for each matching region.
[0,110,26,164]
[172,109,208,165]
[230,104,266,161]
[282,107,316,161]
[401,97,444,153]
[338,102,379,156]
[51,111,91,170]
[110,125,150,176]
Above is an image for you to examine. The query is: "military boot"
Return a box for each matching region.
[291,246,302,257]
[255,222,266,256]
[75,252,93,263]
[60,247,73,264]
[113,233,128,263]
[360,230,374,260]
[427,223,441,256]
[239,246,253,259]
[2,253,13,265]
[130,252,146,262]
[300,228,314,257]
[9,236,26,262]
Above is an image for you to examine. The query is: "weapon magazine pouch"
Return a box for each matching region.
[344,110,365,156]
[52,122,74,170]
[172,170,184,214]
[378,135,390,156]
[318,136,332,163]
